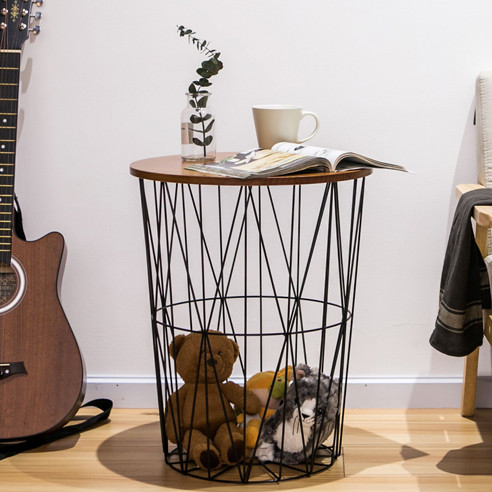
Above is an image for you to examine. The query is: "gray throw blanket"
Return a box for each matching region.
[430,188,492,356]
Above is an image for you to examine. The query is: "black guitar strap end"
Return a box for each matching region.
[0,399,113,460]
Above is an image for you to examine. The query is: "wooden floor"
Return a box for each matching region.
[0,407,491,491]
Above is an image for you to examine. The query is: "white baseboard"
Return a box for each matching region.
[84,376,492,409]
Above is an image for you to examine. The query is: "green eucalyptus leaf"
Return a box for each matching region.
[202,113,212,121]
[204,60,220,75]
[192,137,205,146]
[204,135,213,146]
[202,60,217,72]
[196,68,212,78]
[190,115,205,124]
[204,119,215,132]
[178,26,223,95]
[197,96,208,108]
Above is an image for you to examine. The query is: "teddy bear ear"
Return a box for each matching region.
[229,338,240,361]
[169,334,187,360]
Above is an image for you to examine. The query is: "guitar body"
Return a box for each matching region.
[0,232,86,441]
[0,0,83,441]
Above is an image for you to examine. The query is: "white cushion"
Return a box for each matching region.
[476,72,492,254]
[477,71,492,186]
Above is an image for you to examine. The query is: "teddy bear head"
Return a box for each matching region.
[169,330,239,383]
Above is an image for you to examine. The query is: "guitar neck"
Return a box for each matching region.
[0,49,20,266]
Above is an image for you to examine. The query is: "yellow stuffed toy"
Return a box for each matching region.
[237,366,293,451]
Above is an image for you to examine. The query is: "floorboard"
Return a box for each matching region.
[0,407,491,491]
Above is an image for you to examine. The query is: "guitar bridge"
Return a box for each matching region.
[0,362,27,380]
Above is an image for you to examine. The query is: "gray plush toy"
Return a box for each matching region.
[256,364,339,464]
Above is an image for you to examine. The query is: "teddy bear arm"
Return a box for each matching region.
[164,386,189,443]
[222,381,262,414]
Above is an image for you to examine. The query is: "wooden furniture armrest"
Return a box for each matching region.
[456,183,485,196]
[456,184,492,228]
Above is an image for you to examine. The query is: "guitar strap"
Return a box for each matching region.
[0,398,113,460]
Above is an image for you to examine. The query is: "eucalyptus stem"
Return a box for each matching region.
[178,26,223,158]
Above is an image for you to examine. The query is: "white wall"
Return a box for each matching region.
[14,0,492,408]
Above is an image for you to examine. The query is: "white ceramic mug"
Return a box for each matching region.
[252,104,320,149]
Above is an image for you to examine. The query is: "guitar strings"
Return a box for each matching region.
[0,8,7,270]
[0,3,9,370]
[0,2,28,373]
[0,4,7,377]
[10,1,23,373]
[0,7,18,269]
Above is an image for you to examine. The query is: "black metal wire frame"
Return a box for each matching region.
[138,178,366,483]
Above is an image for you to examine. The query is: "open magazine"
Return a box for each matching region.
[185,142,408,179]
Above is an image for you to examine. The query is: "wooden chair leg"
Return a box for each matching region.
[460,223,486,416]
[460,347,479,417]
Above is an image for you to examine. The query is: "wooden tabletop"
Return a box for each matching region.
[130,153,373,186]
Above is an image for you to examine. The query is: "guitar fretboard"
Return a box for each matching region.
[0,50,20,266]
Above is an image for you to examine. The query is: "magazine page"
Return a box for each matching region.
[186,144,407,178]
[333,152,408,171]
[272,142,408,172]
[185,149,327,179]
[272,142,340,169]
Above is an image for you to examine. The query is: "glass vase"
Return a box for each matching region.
[180,91,216,162]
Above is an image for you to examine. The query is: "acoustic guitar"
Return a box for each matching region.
[0,0,86,441]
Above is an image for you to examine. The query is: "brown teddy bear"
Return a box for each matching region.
[164,330,261,470]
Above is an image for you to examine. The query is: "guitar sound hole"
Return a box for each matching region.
[0,258,25,312]
[0,263,18,307]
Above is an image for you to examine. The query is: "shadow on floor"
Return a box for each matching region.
[435,410,492,475]
[96,420,425,488]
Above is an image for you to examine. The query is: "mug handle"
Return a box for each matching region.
[297,111,320,143]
